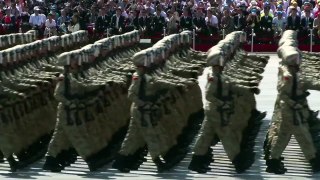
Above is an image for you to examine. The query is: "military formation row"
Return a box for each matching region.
[112,31,207,173]
[2,29,320,175]
[0,30,139,172]
[0,30,209,173]
[0,30,37,51]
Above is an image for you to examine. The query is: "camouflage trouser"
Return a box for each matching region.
[193,108,240,160]
[0,115,21,158]
[119,117,146,156]
[47,112,71,158]
[61,107,95,160]
[120,104,167,159]
[48,104,94,159]
[270,103,316,160]
[231,94,254,143]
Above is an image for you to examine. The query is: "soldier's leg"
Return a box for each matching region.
[217,127,241,161]
[293,125,316,160]
[46,118,71,158]
[269,125,292,160]
[113,116,146,172]
[193,116,215,156]
[62,116,93,161]
[119,117,145,156]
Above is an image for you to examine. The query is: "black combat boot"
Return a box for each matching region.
[232,151,255,173]
[266,159,287,174]
[7,155,23,172]
[112,154,130,173]
[153,157,169,173]
[310,152,320,173]
[188,155,210,173]
[56,150,71,167]
[0,151,4,163]
[310,158,320,172]
[43,156,64,172]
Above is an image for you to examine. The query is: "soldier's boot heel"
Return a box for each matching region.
[232,152,255,174]
[112,155,130,173]
[310,157,320,172]
[7,156,24,172]
[265,159,287,174]
[0,151,5,163]
[188,155,210,174]
[153,157,169,173]
[57,150,71,168]
[43,156,63,172]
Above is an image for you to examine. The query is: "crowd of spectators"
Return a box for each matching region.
[0,0,320,44]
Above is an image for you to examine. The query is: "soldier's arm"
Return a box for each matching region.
[3,78,38,91]
[72,77,104,93]
[127,75,141,104]
[205,77,224,106]
[54,77,72,105]
[41,63,64,73]
[304,78,320,91]
[2,86,26,99]
[231,82,260,95]
[154,78,180,90]
[278,77,296,107]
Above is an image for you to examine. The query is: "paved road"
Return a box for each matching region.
[1,53,320,179]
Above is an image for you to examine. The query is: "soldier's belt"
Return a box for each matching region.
[140,95,158,102]
[292,92,310,101]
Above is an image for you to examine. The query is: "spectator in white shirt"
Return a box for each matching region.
[44,13,57,36]
[272,11,286,37]
[205,8,219,35]
[29,6,45,27]
[68,15,80,33]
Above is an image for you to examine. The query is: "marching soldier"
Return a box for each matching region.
[265,47,320,174]
[189,45,261,173]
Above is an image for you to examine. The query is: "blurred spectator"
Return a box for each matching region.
[125,9,139,31]
[313,10,320,37]
[95,7,109,33]
[153,4,167,18]
[167,10,180,34]
[180,7,193,31]
[2,8,16,33]
[144,0,155,14]
[29,6,45,28]
[193,7,207,34]
[68,14,80,33]
[88,4,98,24]
[301,1,314,18]
[259,3,273,42]
[286,1,301,17]
[205,8,219,35]
[301,7,314,36]
[44,12,57,36]
[152,7,166,34]
[20,5,31,32]
[139,8,153,35]
[234,4,247,31]
[10,2,20,17]
[57,9,70,34]
[276,4,287,19]
[110,7,125,35]
[272,11,286,37]
[246,8,260,35]
[221,7,234,35]
[286,6,301,30]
